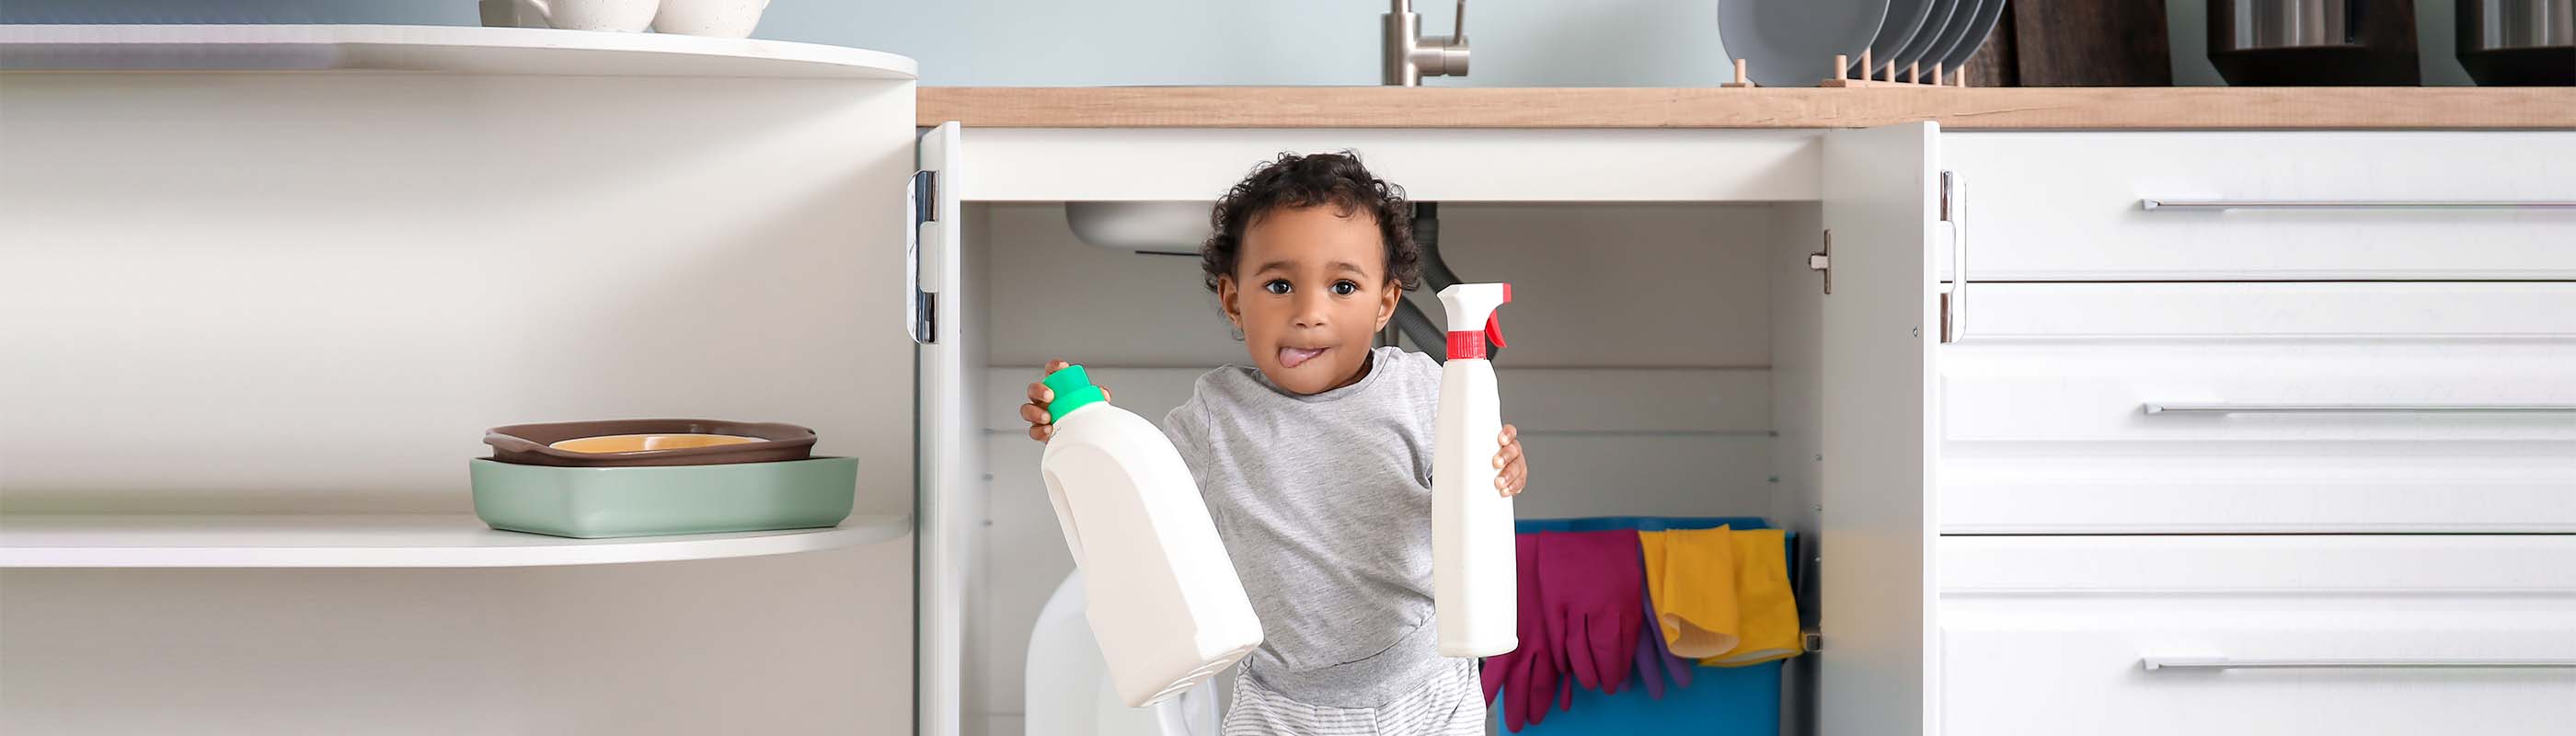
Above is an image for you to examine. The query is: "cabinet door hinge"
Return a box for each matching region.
[1808,230,1832,294]
[1938,169,1966,343]
[907,169,939,345]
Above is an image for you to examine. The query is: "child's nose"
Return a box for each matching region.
[1291,293,1330,328]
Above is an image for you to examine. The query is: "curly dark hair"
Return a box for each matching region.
[1202,151,1422,294]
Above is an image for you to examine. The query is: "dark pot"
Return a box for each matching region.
[2208,0,2421,85]
[2458,0,2575,85]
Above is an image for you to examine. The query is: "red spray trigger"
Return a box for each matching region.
[1438,282,1514,361]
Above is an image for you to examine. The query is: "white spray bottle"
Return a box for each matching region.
[1432,282,1517,657]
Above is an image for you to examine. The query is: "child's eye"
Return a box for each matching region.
[1262,279,1292,295]
[1330,281,1360,296]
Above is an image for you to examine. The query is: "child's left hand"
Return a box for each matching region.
[1494,423,1527,497]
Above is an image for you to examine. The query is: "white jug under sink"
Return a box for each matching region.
[1026,570,1220,736]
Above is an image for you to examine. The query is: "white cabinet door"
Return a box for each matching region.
[1941,535,2576,736]
[1818,122,1943,736]
[915,121,976,736]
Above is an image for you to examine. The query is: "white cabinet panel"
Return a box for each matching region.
[954,129,1822,202]
[1946,132,2576,281]
[1940,536,2576,736]
[1942,282,2576,534]
[0,72,919,512]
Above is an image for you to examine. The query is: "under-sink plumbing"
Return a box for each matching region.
[1384,0,1469,86]
[1384,203,1499,363]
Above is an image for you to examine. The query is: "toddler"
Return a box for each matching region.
[1023,152,1528,735]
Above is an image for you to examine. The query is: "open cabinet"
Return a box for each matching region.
[914,124,1945,736]
[0,26,921,734]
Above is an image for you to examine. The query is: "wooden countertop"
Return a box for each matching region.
[918,86,2576,130]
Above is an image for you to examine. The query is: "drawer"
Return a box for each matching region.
[1938,535,2576,736]
[1941,283,2576,534]
[1944,132,2576,281]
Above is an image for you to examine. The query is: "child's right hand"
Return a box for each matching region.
[1022,359,1108,443]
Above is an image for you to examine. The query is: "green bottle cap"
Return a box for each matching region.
[1041,364,1108,422]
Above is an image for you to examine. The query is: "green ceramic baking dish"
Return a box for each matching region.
[469,456,857,539]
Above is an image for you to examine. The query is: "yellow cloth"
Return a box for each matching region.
[1703,528,1804,667]
[1637,527,1741,659]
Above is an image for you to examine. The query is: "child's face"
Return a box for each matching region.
[1218,204,1404,395]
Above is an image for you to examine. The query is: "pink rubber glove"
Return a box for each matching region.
[1483,533,1564,731]
[1538,530,1645,696]
[1504,535,1566,730]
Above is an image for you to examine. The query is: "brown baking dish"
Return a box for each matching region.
[484,419,816,467]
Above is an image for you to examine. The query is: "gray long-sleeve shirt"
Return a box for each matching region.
[1161,346,1454,708]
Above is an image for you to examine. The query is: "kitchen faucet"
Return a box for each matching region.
[1384,0,1468,86]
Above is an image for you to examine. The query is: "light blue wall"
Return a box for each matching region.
[0,0,1738,86]
[4,1,2476,86]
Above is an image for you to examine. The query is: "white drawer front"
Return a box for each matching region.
[1942,283,2576,534]
[1945,344,2576,443]
[1946,132,2576,281]
[1940,536,2576,736]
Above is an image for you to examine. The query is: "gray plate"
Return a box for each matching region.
[1937,0,2009,69]
[1888,0,1966,75]
[1854,0,1938,76]
[1903,0,1982,77]
[1720,0,1891,86]
[1856,0,1959,77]
[1900,0,1974,77]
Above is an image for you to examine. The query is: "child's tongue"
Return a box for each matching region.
[1278,346,1327,369]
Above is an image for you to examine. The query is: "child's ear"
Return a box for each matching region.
[1374,279,1402,330]
[1216,274,1242,328]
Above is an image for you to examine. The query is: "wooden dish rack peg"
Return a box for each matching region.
[1816,48,1971,88]
[1721,58,1758,87]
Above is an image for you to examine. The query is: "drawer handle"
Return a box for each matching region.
[2141,199,2576,211]
[2144,656,2576,671]
[2143,403,2576,415]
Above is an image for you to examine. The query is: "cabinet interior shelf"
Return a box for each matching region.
[0,513,912,569]
[0,24,916,79]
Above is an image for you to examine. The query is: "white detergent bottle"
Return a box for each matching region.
[1038,364,1263,707]
[1432,282,1518,658]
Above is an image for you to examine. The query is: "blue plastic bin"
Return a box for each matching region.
[1496,517,1794,736]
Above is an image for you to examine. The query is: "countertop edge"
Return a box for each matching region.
[915,86,2576,131]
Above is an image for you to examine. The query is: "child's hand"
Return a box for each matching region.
[1494,423,1527,497]
[1022,359,1109,443]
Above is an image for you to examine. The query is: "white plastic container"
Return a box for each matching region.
[1432,282,1519,657]
[1038,364,1262,707]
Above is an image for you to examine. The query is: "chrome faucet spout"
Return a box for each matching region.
[1384,0,1470,86]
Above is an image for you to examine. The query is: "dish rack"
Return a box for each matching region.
[1719,51,1975,88]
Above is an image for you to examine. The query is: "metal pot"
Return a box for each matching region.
[2222,0,2359,50]
[2458,0,2575,85]
[2207,0,2421,85]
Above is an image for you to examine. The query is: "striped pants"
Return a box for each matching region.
[1223,659,1488,736]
